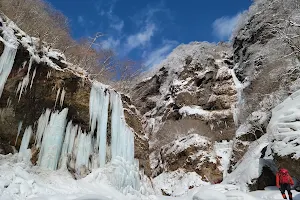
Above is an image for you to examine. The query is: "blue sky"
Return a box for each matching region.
[46,0,252,68]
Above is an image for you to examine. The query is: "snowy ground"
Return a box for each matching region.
[1,154,300,200]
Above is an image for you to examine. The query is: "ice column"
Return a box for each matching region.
[18,58,33,101]
[75,129,92,169]
[35,109,51,148]
[110,90,134,164]
[0,38,18,98]
[90,83,109,167]
[38,108,68,170]
[231,68,245,126]
[15,121,23,146]
[59,121,78,169]
[18,126,33,162]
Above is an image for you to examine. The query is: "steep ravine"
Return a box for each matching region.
[1,0,300,196]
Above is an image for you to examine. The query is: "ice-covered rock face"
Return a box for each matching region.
[0,13,150,179]
[232,0,300,129]
[267,90,300,177]
[225,0,300,178]
[16,82,139,191]
[131,43,236,137]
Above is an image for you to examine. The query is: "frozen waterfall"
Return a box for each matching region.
[231,67,248,126]
[0,17,141,194]
[17,82,138,191]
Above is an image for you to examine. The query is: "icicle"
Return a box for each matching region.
[0,41,18,98]
[18,126,33,162]
[35,109,51,148]
[6,97,11,108]
[60,88,66,107]
[38,108,68,170]
[15,121,23,146]
[30,67,37,89]
[16,81,22,96]
[21,61,27,69]
[47,71,51,79]
[54,88,61,108]
[18,58,33,101]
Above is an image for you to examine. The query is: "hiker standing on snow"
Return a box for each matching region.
[276,168,294,200]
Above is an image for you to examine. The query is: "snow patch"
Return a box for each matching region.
[153,169,209,197]
[179,105,232,120]
[222,135,269,191]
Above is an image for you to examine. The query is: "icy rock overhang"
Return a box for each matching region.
[0,13,89,82]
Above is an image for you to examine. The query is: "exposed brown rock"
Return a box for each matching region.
[0,142,15,155]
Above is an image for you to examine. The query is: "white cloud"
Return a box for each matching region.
[110,20,124,32]
[98,0,124,33]
[131,2,173,27]
[100,10,106,16]
[212,12,242,40]
[125,23,156,52]
[101,37,120,50]
[144,40,178,68]
[77,16,85,26]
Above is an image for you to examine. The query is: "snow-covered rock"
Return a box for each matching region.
[267,89,300,177]
[151,134,222,183]
[131,42,237,184]
[152,169,209,197]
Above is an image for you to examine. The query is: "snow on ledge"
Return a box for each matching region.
[179,105,232,120]
[0,13,89,79]
[152,169,209,197]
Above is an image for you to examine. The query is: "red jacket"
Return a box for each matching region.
[276,172,294,188]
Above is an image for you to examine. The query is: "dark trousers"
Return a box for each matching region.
[280,184,292,195]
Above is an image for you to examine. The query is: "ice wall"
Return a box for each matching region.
[38,108,68,170]
[90,83,109,168]
[17,82,136,178]
[110,90,134,164]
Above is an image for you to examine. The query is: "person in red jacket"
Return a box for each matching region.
[276,168,294,200]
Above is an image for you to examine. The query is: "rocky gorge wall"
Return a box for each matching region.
[2,0,300,194]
